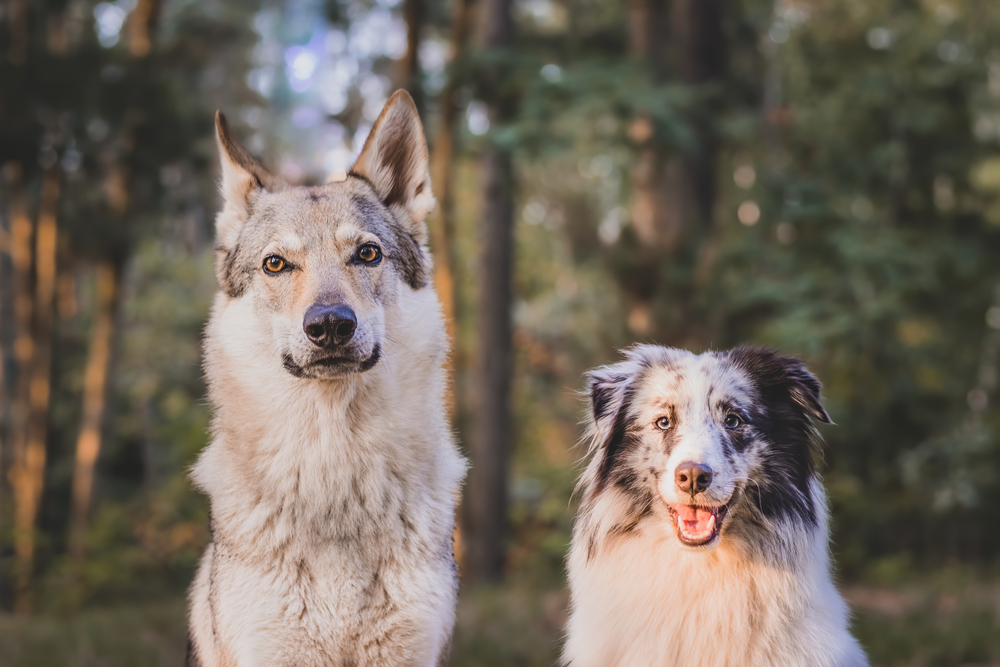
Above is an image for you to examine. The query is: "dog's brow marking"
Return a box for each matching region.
[335,223,367,246]
[279,235,305,253]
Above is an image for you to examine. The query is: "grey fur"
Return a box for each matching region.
[564,345,868,667]
[187,91,465,667]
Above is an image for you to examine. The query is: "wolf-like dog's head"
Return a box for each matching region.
[578,345,831,554]
[211,91,435,379]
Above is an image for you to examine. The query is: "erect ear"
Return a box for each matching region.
[349,90,434,241]
[730,347,832,425]
[214,111,283,252]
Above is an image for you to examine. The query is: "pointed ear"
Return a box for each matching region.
[349,90,434,240]
[214,111,282,251]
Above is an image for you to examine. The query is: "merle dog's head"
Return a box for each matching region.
[581,345,831,551]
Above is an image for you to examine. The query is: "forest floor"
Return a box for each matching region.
[0,576,998,666]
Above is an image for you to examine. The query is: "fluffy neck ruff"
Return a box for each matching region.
[192,287,464,560]
[565,481,860,667]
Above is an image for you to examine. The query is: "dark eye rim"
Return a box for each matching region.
[353,243,383,265]
[263,255,290,274]
[724,413,743,429]
[655,416,671,430]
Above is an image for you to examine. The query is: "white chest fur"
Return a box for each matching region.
[188,290,465,667]
[564,517,868,667]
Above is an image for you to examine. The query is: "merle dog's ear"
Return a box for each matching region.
[349,90,434,242]
[782,359,832,424]
[588,368,630,432]
[730,347,831,424]
[214,111,283,251]
[587,363,632,492]
[585,363,638,493]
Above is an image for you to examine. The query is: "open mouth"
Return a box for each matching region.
[666,504,728,546]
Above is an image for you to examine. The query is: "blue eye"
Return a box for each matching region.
[724,414,742,429]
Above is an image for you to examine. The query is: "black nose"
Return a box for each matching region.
[303,304,357,348]
[675,461,713,495]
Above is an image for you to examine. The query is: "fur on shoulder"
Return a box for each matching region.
[187,91,466,667]
[563,345,868,667]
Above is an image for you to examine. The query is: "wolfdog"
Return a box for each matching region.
[185,91,466,667]
[563,345,868,667]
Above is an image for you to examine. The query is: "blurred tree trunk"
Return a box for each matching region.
[625,0,672,335]
[127,0,161,57]
[761,1,783,179]
[429,0,475,414]
[402,0,425,117]
[47,3,69,55]
[4,161,33,606]
[0,177,9,549]
[8,165,60,614]
[625,0,725,337]
[68,261,122,559]
[465,0,514,584]
[429,0,476,570]
[670,0,724,229]
[629,0,724,242]
[66,158,129,564]
[627,0,672,256]
[7,0,28,63]
[67,0,157,563]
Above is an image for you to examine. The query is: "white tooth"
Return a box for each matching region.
[706,515,716,533]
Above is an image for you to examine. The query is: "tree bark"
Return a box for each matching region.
[761,1,783,179]
[68,261,122,560]
[429,0,475,412]
[625,0,672,336]
[428,0,476,571]
[9,165,60,614]
[3,161,33,606]
[670,0,724,229]
[465,0,514,583]
[128,0,162,57]
[627,0,672,252]
[624,0,725,338]
[628,0,723,250]
[65,0,156,564]
[7,0,28,63]
[401,0,425,117]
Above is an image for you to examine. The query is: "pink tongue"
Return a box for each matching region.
[671,505,715,536]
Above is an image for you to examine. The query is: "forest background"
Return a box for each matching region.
[2,0,1000,665]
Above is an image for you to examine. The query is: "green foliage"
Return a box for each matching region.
[2,0,1000,663]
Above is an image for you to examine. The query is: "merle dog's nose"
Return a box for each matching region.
[303,304,357,348]
[675,461,713,495]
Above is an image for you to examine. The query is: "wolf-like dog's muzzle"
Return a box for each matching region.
[279,301,381,378]
[304,303,358,349]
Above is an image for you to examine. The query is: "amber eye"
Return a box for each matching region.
[725,414,742,429]
[655,416,671,430]
[263,255,286,273]
[355,244,382,264]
